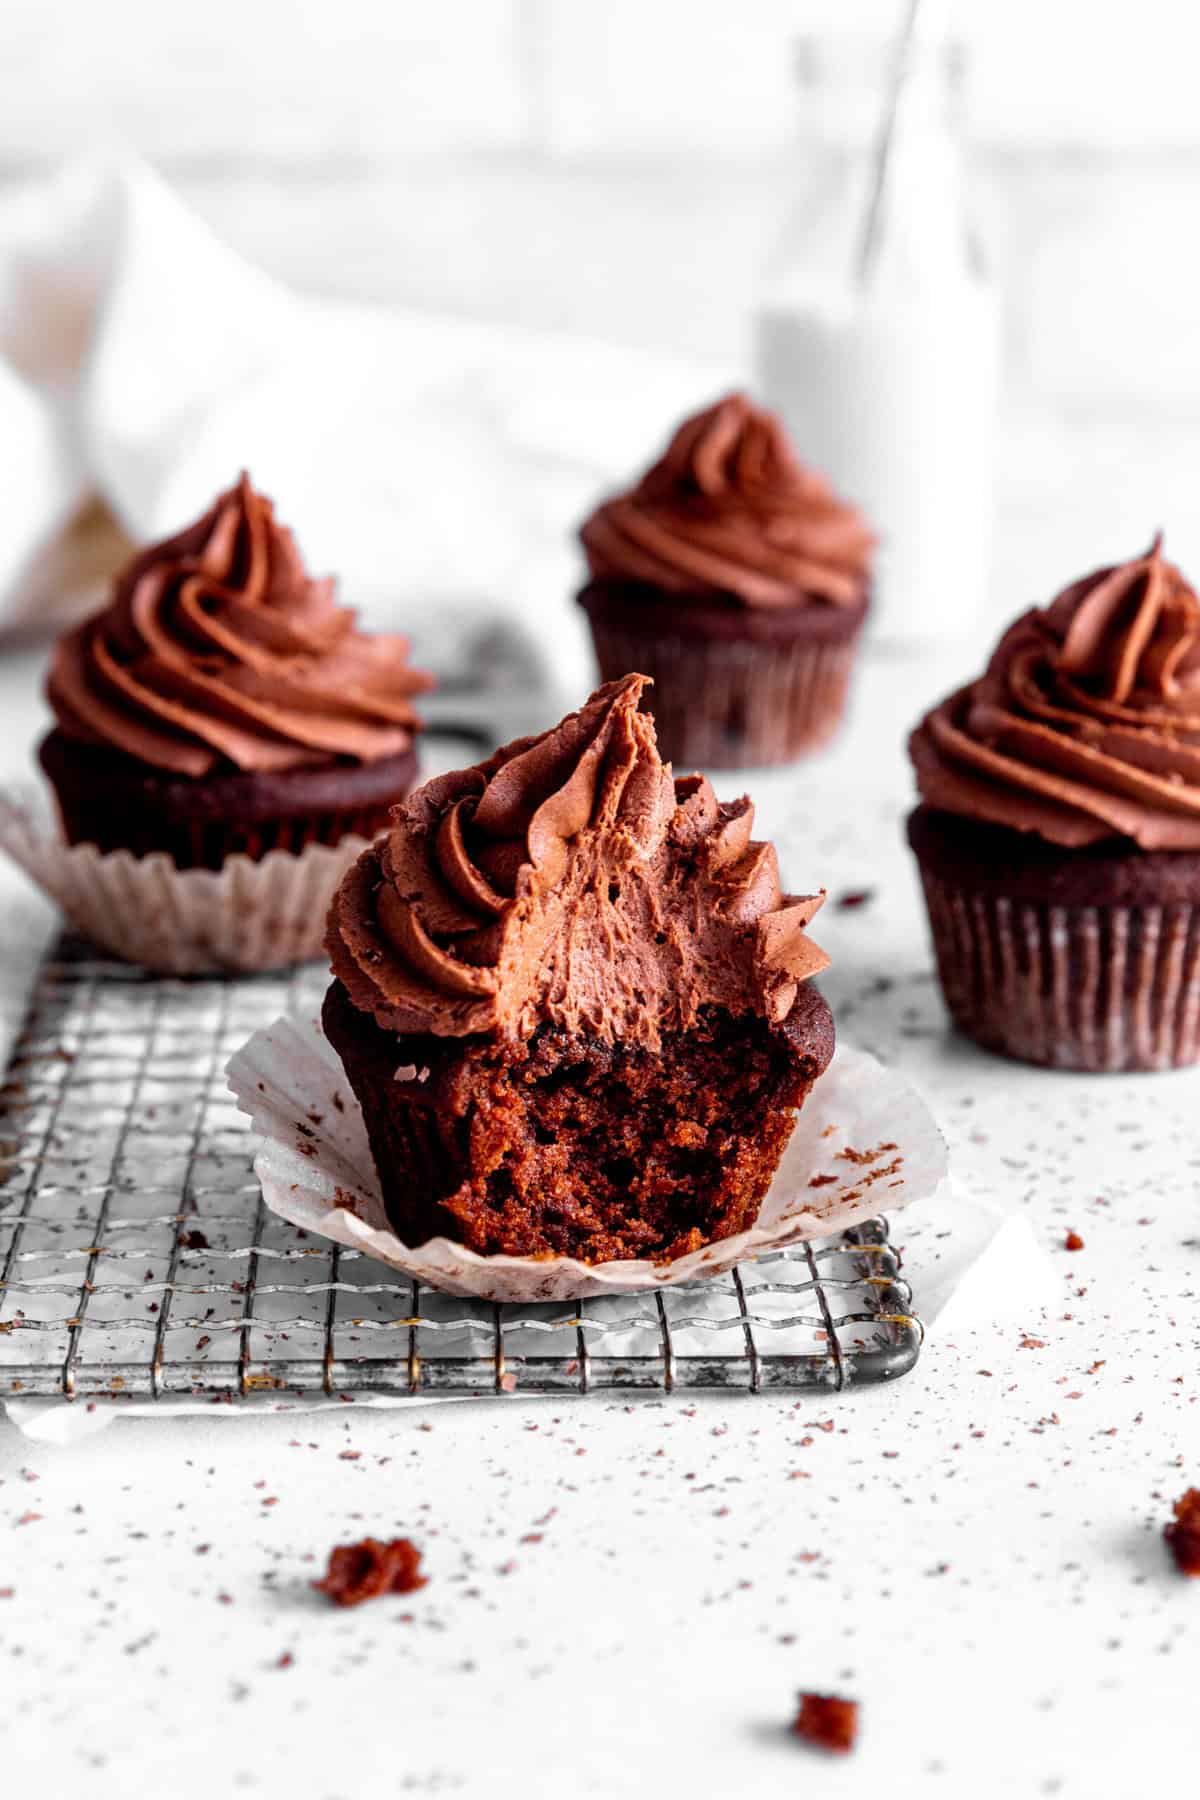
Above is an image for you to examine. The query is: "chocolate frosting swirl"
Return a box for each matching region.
[579,392,873,609]
[46,474,432,777]
[911,536,1200,850]
[327,674,829,1047]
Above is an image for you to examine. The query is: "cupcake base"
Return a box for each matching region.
[321,980,835,1262]
[578,582,867,769]
[908,805,1200,1072]
[39,730,419,871]
[228,1011,944,1301]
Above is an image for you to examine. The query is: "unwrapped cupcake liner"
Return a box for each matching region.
[225,1011,950,1302]
[0,786,372,975]
[586,623,859,768]
[918,868,1200,1072]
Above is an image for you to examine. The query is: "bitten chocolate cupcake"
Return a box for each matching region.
[41,473,432,870]
[577,393,874,768]
[323,674,834,1262]
[909,536,1200,1071]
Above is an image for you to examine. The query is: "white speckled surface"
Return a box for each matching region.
[1,646,1196,1798]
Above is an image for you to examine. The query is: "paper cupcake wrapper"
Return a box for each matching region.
[0,785,372,975]
[226,1011,949,1301]
[919,868,1200,1072]
[586,624,858,767]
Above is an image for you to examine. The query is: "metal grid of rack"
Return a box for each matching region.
[0,937,923,1400]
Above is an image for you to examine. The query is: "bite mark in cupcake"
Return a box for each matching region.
[323,674,836,1262]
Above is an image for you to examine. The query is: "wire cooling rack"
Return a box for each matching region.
[0,936,923,1401]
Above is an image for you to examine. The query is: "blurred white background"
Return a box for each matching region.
[3,0,1200,625]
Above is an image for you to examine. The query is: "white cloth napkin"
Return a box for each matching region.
[0,156,729,729]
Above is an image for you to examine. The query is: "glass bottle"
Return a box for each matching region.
[754,31,998,644]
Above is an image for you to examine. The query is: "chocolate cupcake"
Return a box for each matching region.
[909,536,1200,1071]
[577,393,873,768]
[41,474,432,870]
[323,674,835,1262]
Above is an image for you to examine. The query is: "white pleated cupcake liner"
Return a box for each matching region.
[0,785,371,975]
[226,1011,950,1301]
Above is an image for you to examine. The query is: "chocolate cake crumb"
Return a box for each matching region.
[313,1537,427,1607]
[324,985,832,1262]
[1064,1229,1085,1251]
[792,1692,858,1754]
[835,888,875,910]
[837,1141,898,1166]
[1165,1489,1200,1575]
[180,1229,210,1251]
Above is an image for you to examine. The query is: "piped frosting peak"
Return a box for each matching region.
[911,536,1200,849]
[580,392,873,609]
[327,674,829,1047]
[47,473,432,777]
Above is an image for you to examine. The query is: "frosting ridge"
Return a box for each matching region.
[327,674,829,1047]
[47,474,433,777]
[580,392,873,609]
[911,536,1200,850]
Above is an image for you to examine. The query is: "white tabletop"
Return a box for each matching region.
[2,644,1195,1799]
